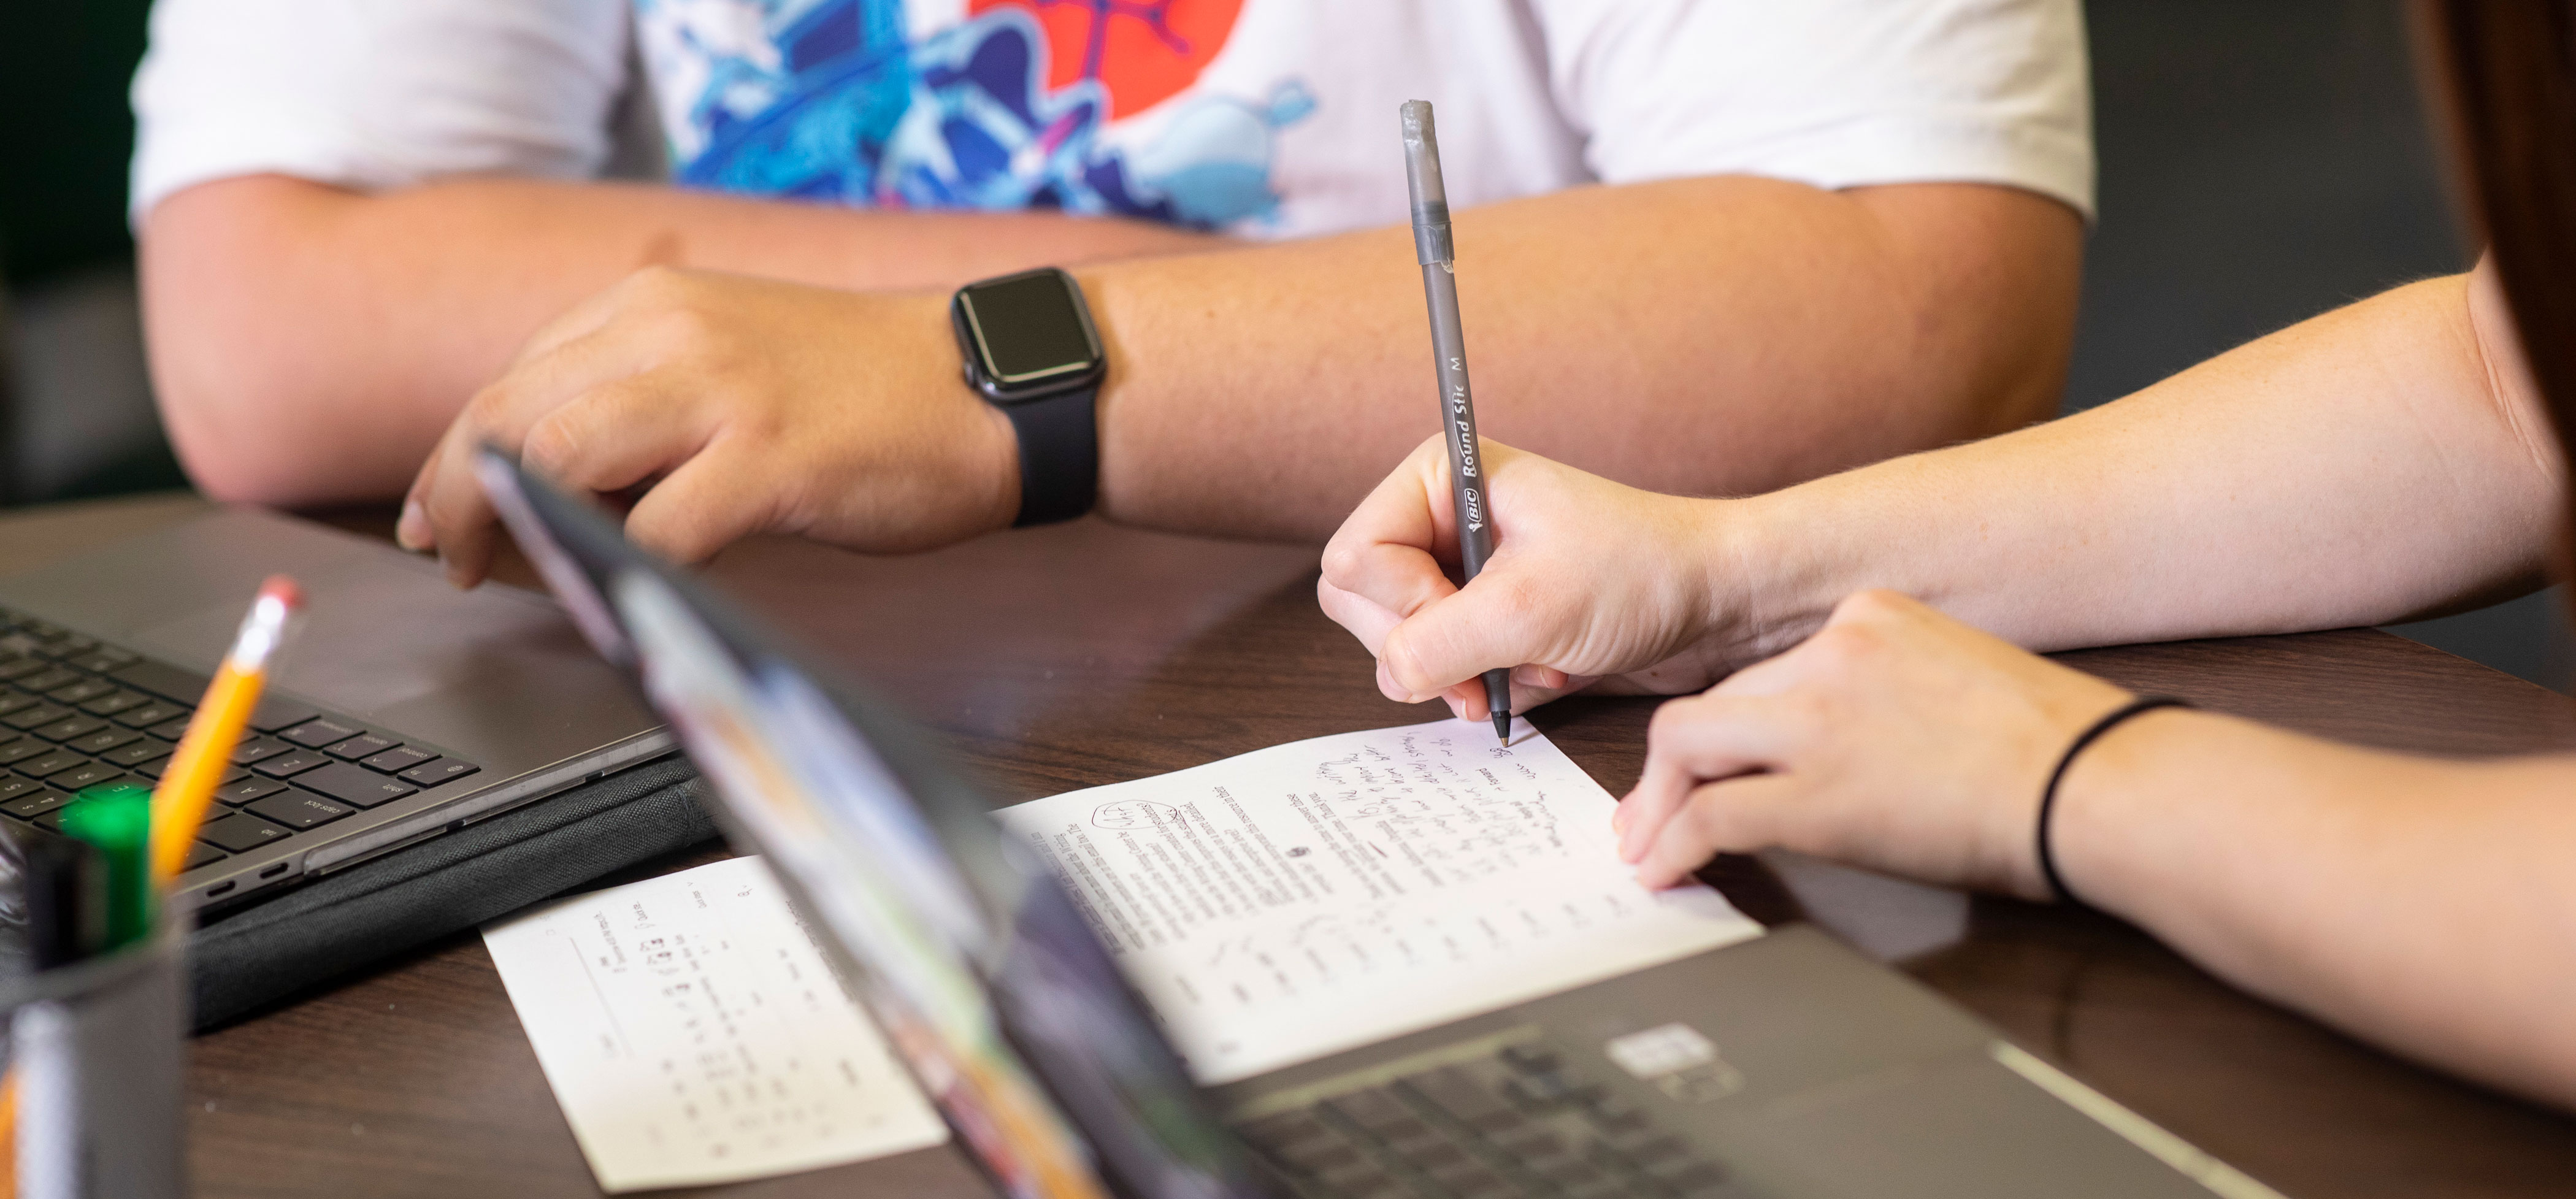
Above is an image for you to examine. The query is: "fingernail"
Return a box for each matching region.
[396,500,429,551]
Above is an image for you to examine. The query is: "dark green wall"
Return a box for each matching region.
[2,2,153,284]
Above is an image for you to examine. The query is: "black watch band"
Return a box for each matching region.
[1002,384,1100,527]
[951,267,1106,527]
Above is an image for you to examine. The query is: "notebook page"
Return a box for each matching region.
[483,856,948,1192]
[995,718,1765,1083]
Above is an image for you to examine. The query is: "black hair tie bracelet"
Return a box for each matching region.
[2036,695,2194,908]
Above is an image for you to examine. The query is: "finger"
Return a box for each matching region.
[1515,664,1570,691]
[1447,680,1489,721]
[1378,659,1426,706]
[1329,578,1583,710]
[413,418,505,588]
[1319,437,1459,618]
[1317,574,1406,664]
[415,326,670,584]
[521,374,718,499]
[1440,672,1583,721]
[621,438,786,565]
[1503,667,1588,715]
[1617,694,1793,861]
[1378,562,1573,700]
[1634,775,1799,890]
[397,437,447,551]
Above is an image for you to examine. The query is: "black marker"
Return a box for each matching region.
[1400,99,1512,744]
[6,821,107,969]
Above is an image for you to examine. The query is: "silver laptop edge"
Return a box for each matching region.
[0,507,669,910]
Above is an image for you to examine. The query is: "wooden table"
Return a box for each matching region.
[7,494,2574,1198]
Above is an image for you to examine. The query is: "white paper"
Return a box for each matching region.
[996,718,1765,1083]
[482,856,949,1193]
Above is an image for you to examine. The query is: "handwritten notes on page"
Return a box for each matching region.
[482,856,948,1193]
[995,718,1765,1083]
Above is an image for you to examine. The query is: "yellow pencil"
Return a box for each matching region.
[148,576,302,884]
[1,1068,15,1199]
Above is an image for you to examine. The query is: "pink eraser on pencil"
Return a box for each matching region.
[257,575,304,612]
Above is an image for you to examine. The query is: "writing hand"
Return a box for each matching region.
[1319,437,1758,722]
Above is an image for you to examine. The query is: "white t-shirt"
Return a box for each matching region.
[129,0,2093,237]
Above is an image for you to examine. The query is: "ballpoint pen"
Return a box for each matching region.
[1400,99,1513,743]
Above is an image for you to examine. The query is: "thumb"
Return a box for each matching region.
[1378,565,1555,700]
[622,442,780,565]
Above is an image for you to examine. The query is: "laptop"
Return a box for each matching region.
[483,450,2282,1199]
[0,508,670,912]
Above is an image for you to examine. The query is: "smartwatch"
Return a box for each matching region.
[951,267,1108,526]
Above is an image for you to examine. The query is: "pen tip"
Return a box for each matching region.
[1493,711,1510,743]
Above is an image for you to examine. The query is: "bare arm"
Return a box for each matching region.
[397,175,2083,579]
[2060,707,2576,1109]
[138,175,1224,506]
[1728,259,2564,658]
[1078,177,2081,540]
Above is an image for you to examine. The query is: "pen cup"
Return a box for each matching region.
[7,919,189,1199]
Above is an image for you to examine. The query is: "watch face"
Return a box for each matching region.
[958,269,1102,393]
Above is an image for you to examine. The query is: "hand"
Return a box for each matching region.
[1614,589,2134,895]
[1319,437,1763,721]
[398,267,1019,585]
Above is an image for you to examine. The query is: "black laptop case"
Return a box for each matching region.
[186,756,710,1029]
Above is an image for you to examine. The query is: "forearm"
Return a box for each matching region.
[1076,178,2082,542]
[1725,265,2564,658]
[2055,711,2576,1109]
[139,175,1221,505]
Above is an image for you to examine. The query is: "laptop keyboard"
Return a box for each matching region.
[0,611,481,878]
[1236,1042,1739,1199]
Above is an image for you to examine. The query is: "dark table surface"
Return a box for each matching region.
[6,493,2573,1199]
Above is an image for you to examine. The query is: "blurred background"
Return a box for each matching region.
[1,0,2567,689]
[1,1,188,505]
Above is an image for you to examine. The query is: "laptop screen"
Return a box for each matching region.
[477,451,1273,1199]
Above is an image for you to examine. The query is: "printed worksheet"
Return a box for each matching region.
[996,718,1765,1083]
[483,857,948,1193]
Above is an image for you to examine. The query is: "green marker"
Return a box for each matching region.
[59,782,155,949]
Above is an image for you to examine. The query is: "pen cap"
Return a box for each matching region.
[1399,100,1455,265]
[59,788,153,952]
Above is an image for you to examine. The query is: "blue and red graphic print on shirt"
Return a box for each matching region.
[636,0,1314,228]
